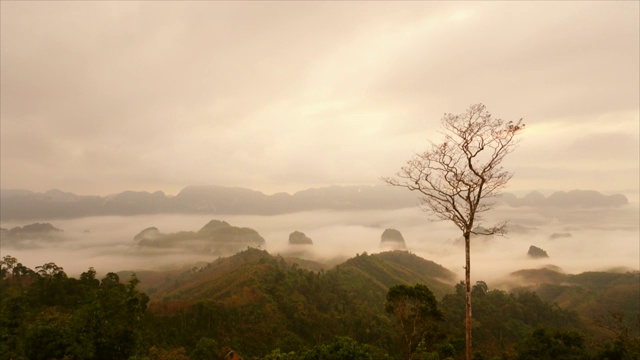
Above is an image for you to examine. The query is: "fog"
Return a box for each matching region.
[2,200,638,288]
[1,2,638,287]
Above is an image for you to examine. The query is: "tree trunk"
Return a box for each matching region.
[465,232,472,360]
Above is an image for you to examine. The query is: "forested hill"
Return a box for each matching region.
[509,267,640,339]
[118,249,459,356]
[121,249,456,302]
[2,250,639,359]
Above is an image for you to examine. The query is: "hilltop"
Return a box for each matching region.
[116,248,456,355]
[122,248,456,302]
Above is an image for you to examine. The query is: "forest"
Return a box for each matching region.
[1,249,638,360]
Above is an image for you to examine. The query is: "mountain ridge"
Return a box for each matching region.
[0,185,629,221]
[120,248,456,302]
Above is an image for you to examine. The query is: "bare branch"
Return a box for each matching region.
[383,103,524,234]
[383,104,524,360]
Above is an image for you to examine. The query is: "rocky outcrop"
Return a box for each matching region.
[380,229,407,250]
[6,223,63,235]
[199,220,232,232]
[527,245,549,258]
[135,220,265,256]
[133,227,163,242]
[0,223,64,248]
[289,231,313,245]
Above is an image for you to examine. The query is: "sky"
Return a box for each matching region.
[1,1,638,197]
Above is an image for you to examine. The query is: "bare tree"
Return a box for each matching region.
[382,103,525,360]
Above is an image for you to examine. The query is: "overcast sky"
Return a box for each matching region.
[1,1,638,196]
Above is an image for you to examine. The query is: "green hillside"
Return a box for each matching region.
[129,249,454,303]
[131,249,597,358]
[510,267,640,339]
[3,251,638,360]
[331,251,455,301]
[123,249,457,356]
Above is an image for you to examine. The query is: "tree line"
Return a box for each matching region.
[2,254,637,360]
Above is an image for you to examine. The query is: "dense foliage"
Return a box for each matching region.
[1,250,638,360]
[385,284,442,357]
[0,257,149,360]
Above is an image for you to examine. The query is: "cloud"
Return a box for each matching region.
[1,1,638,195]
[2,205,638,279]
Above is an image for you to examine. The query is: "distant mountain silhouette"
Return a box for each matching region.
[549,232,572,240]
[499,189,628,208]
[134,220,265,256]
[0,185,417,220]
[0,185,629,221]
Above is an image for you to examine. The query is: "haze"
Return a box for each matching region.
[2,201,638,285]
[1,2,639,285]
[1,1,638,196]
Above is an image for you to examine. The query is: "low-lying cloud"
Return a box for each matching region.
[2,201,637,289]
